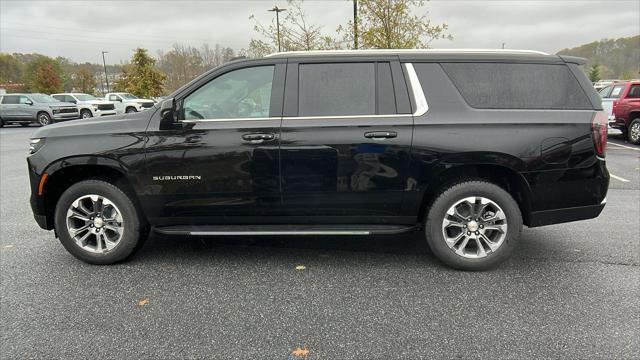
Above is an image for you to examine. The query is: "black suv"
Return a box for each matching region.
[27,50,609,270]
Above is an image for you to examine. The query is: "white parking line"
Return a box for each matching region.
[610,173,630,183]
[609,142,640,151]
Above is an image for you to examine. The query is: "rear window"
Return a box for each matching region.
[440,63,592,110]
[610,85,625,98]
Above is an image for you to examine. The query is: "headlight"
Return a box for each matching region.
[29,138,45,154]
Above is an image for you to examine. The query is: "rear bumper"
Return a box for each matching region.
[527,200,606,227]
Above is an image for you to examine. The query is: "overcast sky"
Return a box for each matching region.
[1,0,638,64]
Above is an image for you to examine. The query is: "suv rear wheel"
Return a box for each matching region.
[424,180,522,270]
[628,118,640,145]
[54,180,147,264]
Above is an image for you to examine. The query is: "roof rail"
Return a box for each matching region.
[265,49,550,57]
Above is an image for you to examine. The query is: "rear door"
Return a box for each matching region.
[279,58,414,222]
[0,95,19,119]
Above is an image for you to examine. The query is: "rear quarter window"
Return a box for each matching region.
[440,63,592,110]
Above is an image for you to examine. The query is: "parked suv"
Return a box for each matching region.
[51,93,117,119]
[104,92,155,114]
[0,93,78,127]
[608,81,640,144]
[27,50,609,270]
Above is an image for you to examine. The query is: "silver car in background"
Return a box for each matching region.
[0,93,79,127]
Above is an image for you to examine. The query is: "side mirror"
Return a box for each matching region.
[159,98,179,130]
[25,100,33,105]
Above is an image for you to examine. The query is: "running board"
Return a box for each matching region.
[153,224,416,236]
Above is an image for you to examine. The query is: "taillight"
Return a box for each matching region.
[612,99,618,116]
[591,111,607,158]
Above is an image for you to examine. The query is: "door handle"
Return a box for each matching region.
[364,131,397,139]
[242,133,275,142]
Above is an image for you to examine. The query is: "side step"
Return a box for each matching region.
[154,224,416,236]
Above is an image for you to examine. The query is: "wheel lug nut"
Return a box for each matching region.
[475,231,479,235]
[467,231,471,235]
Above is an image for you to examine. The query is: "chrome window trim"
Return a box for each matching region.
[404,63,429,117]
[181,62,429,123]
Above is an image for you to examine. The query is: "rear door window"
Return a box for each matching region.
[440,63,592,110]
[1,95,19,104]
[298,63,376,116]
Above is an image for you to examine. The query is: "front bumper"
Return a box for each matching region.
[53,113,80,121]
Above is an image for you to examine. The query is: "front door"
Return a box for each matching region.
[279,60,414,222]
[143,62,285,225]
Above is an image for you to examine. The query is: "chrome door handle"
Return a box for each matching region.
[364,131,397,139]
[242,133,275,142]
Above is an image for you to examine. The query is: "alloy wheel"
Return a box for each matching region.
[38,114,50,126]
[630,122,640,143]
[65,194,124,253]
[441,196,508,259]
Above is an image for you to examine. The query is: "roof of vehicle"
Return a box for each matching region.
[264,49,575,63]
[52,93,91,95]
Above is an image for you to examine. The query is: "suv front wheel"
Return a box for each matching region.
[54,180,147,264]
[424,180,522,270]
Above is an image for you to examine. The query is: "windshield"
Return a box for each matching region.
[30,94,59,103]
[74,94,97,101]
[120,93,138,100]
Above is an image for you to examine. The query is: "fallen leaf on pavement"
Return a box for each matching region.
[295,265,306,271]
[137,297,150,307]
[4,245,14,248]
[291,346,310,357]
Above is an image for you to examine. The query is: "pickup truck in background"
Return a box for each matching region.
[104,92,155,114]
[52,93,117,119]
[608,81,640,144]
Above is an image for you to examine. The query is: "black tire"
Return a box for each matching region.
[424,180,522,271]
[0,117,4,128]
[37,112,52,126]
[80,109,93,119]
[628,118,640,145]
[125,107,137,113]
[54,180,148,264]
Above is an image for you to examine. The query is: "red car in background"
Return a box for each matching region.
[609,81,640,144]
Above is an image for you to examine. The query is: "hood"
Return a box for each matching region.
[78,99,115,106]
[43,102,77,108]
[31,108,154,139]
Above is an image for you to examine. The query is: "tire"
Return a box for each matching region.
[125,107,137,114]
[80,109,93,119]
[37,112,52,126]
[628,119,640,145]
[54,180,148,264]
[0,117,4,128]
[424,180,522,271]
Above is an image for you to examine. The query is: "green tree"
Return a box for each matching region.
[24,56,63,93]
[75,65,97,94]
[0,53,25,85]
[248,0,341,56]
[114,48,166,97]
[587,64,602,82]
[337,0,452,49]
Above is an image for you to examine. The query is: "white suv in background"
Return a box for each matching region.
[51,93,117,119]
[104,92,155,114]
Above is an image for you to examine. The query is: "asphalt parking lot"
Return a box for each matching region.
[1,125,638,359]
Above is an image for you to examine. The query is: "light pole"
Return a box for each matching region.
[268,6,286,52]
[101,51,109,93]
[353,0,358,49]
